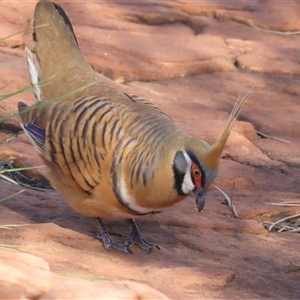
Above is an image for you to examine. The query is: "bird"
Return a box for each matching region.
[18,0,250,253]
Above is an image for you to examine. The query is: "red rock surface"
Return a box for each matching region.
[0,248,168,299]
[1,1,300,299]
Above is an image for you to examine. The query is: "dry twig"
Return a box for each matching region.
[214,184,239,217]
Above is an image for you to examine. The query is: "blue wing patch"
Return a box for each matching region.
[23,119,45,151]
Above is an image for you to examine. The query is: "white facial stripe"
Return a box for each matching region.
[119,177,163,214]
[181,152,195,195]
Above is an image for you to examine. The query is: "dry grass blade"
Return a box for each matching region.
[267,213,300,232]
[0,173,19,185]
[0,30,25,42]
[277,226,300,233]
[0,24,48,43]
[0,189,25,203]
[0,224,30,229]
[214,184,238,217]
[256,130,290,144]
[250,24,300,35]
[264,201,300,207]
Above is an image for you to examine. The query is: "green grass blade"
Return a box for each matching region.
[0,82,93,123]
[0,166,45,174]
[0,84,36,101]
[0,244,20,251]
[59,273,106,281]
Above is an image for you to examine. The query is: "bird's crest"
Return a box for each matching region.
[202,88,254,169]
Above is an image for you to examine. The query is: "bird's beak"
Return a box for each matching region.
[194,188,206,212]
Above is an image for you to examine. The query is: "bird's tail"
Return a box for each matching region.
[30,0,96,101]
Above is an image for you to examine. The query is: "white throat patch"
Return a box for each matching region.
[119,177,163,214]
[181,152,195,195]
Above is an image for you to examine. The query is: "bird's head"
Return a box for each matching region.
[172,94,249,212]
[172,141,218,212]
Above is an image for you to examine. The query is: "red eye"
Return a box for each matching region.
[191,162,202,188]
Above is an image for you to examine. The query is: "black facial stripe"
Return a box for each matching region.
[173,151,188,196]
[186,149,206,190]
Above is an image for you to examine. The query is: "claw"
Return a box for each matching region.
[127,219,160,253]
[94,218,160,254]
[95,218,133,254]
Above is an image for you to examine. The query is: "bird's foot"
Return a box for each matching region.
[95,218,133,254]
[125,219,161,253]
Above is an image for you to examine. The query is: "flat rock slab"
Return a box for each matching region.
[1,1,300,300]
[0,247,168,299]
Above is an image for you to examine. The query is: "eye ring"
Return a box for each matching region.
[192,168,201,177]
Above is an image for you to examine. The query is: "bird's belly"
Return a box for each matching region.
[73,194,167,219]
[46,159,185,219]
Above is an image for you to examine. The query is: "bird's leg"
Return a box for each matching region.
[95,217,133,254]
[125,219,161,253]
